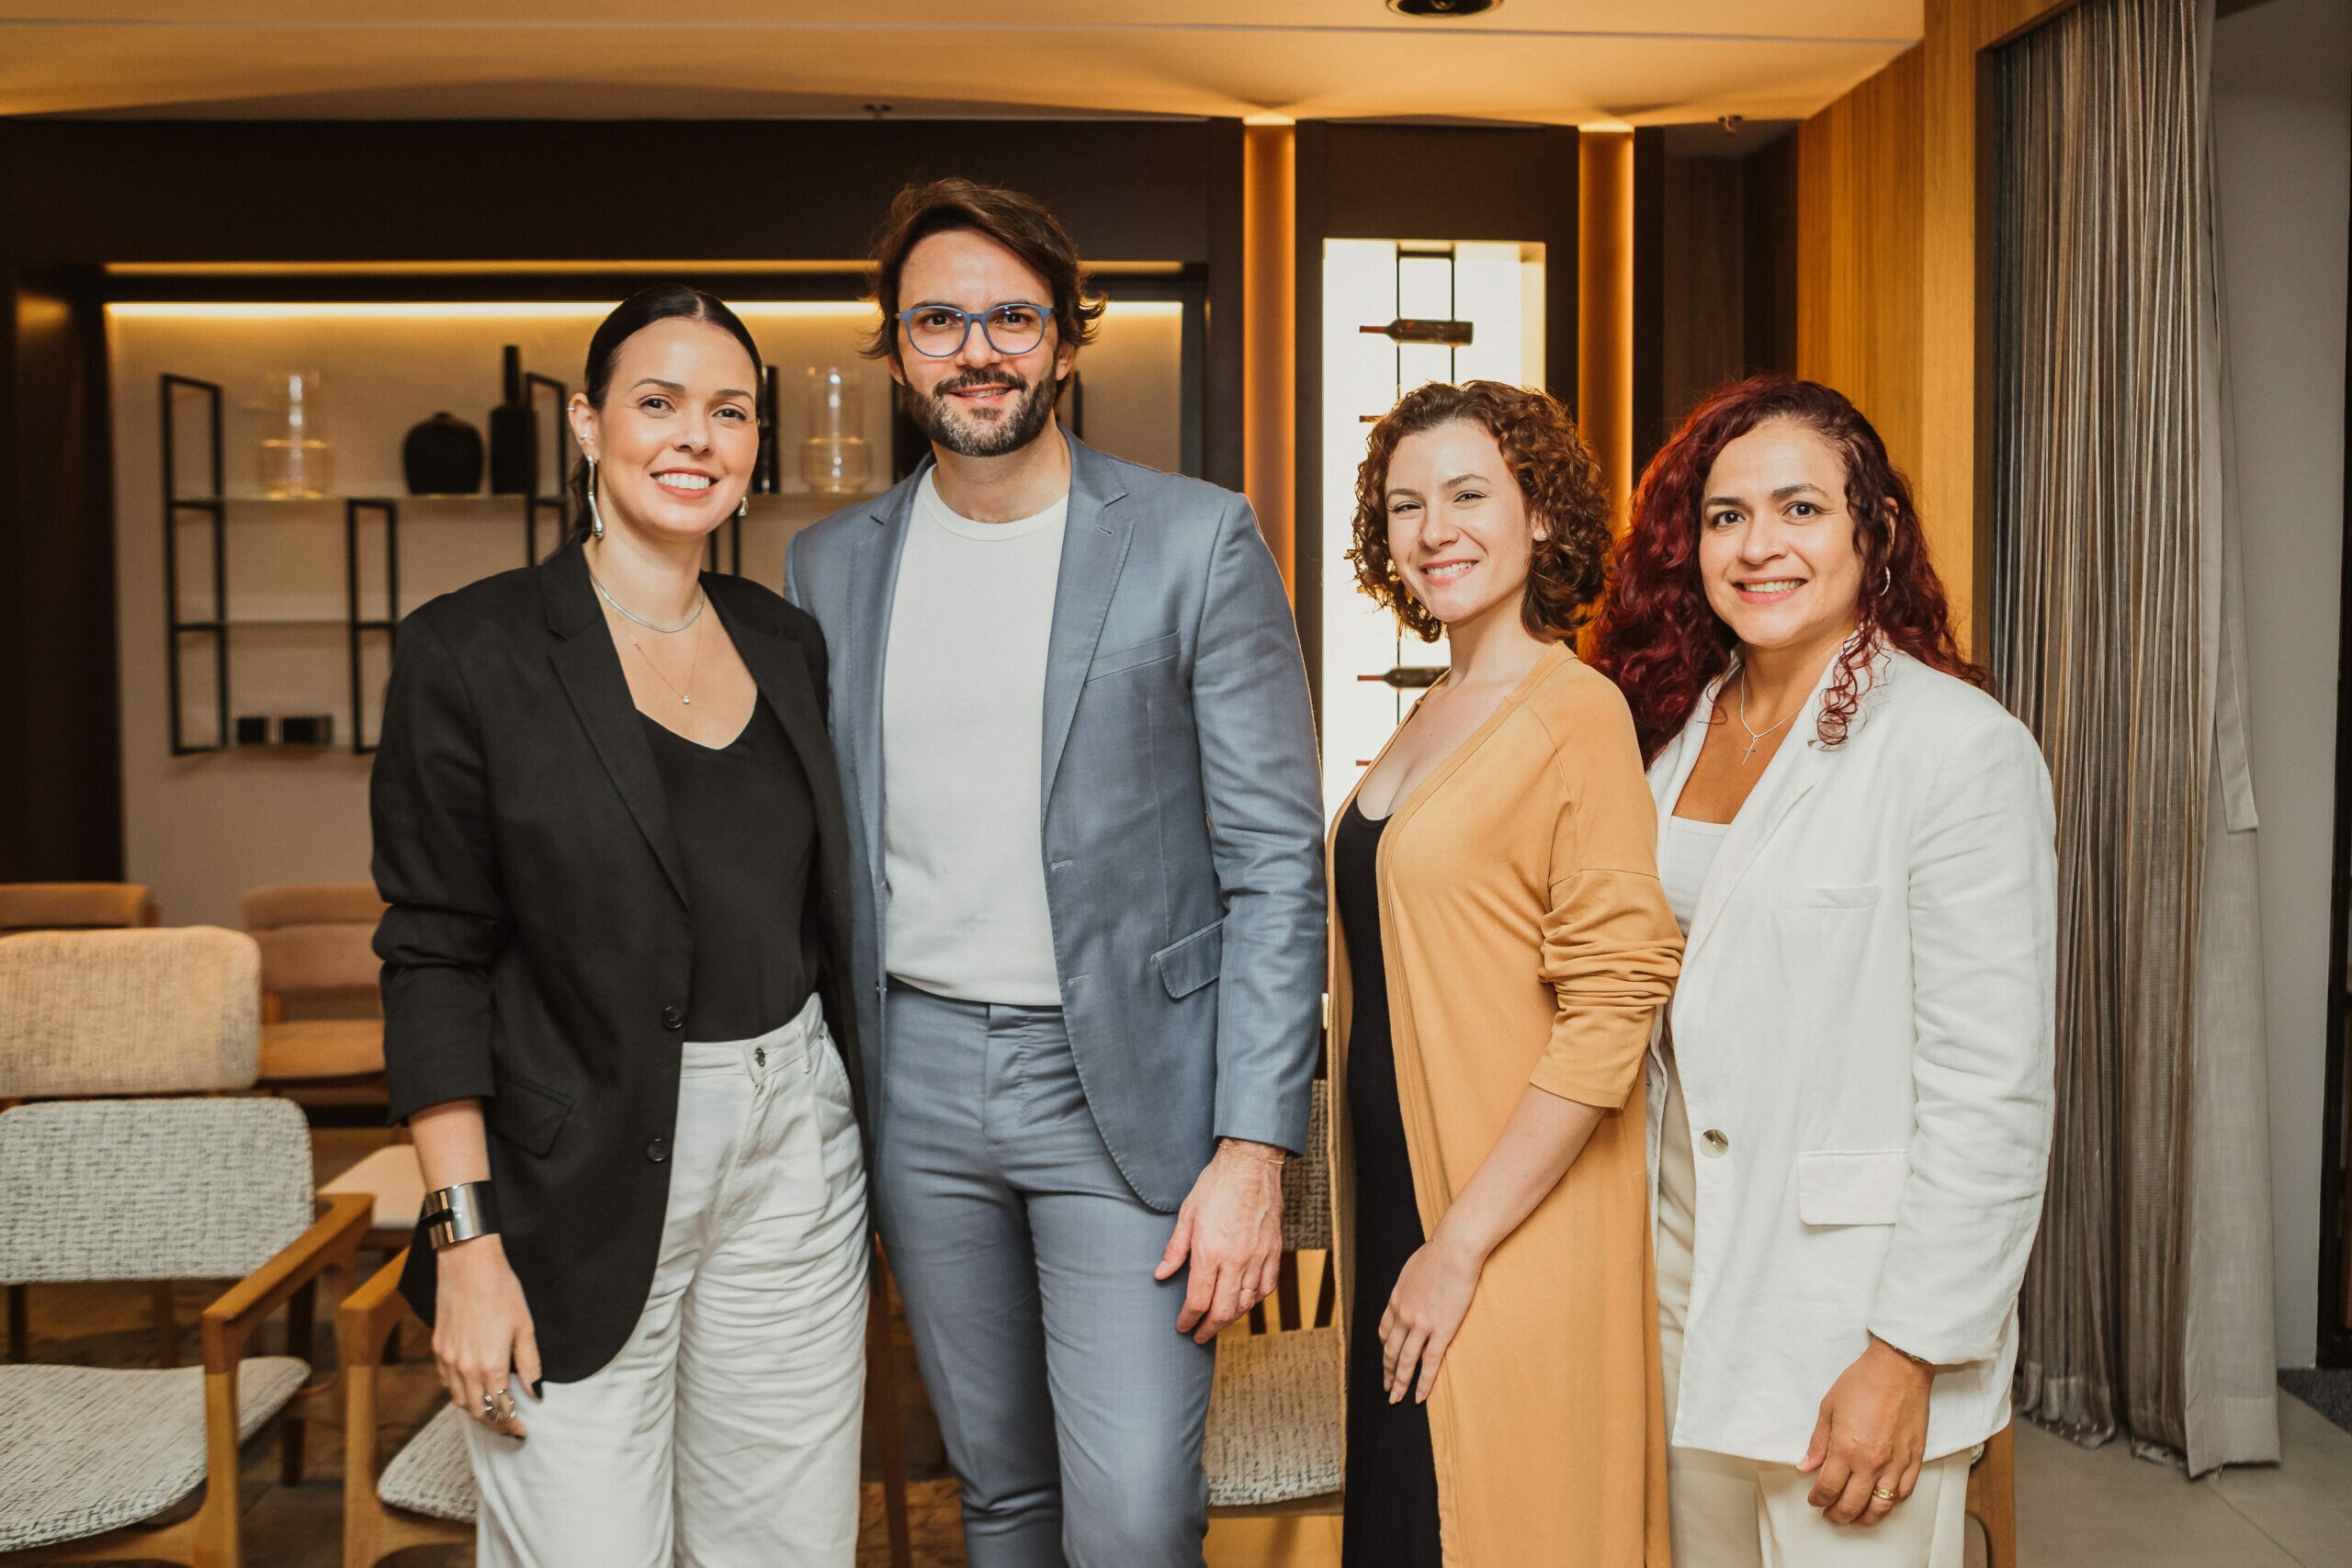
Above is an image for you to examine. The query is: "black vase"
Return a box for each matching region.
[401,412,484,495]
[489,344,537,495]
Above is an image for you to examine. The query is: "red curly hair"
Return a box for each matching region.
[1587,376,1986,761]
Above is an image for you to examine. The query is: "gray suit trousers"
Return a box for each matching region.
[874,982,1214,1568]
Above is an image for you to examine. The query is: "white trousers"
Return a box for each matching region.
[465,996,869,1568]
[1657,1049,1970,1568]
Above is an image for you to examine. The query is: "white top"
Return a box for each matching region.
[1659,815,1731,936]
[880,471,1069,1006]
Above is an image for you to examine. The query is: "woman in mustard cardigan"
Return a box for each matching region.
[1331,379,1682,1566]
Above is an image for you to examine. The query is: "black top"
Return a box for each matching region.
[371,543,865,1384]
[1334,799,1443,1568]
[640,698,819,1042]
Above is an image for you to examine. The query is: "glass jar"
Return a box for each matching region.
[799,366,872,497]
[258,370,334,499]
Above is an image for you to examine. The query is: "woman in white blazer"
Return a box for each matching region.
[1589,377,2055,1568]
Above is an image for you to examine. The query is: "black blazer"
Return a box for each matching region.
[370,542,865,1384]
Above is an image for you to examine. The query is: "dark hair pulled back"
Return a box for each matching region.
[566,285,763,545]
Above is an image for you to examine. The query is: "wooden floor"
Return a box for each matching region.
[14,1126,2352,1567]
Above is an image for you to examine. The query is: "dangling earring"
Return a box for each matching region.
[737,494,750,520]
[1879,564,1893,597]
[585,456,605,540]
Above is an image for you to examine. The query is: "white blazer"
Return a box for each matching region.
[1646,648,2056,1464]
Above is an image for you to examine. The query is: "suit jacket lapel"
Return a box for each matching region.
[541,546,690,909]
[847,468,922,884]
[1040,436,1134,804]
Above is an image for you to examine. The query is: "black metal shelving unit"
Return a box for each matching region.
[524,369,569,564]
[159,371,563,757]
[345,498,398,755]
[161,374,229,755]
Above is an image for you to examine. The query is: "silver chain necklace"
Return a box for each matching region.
[1734,670,1798,765]
[588,567,707,636]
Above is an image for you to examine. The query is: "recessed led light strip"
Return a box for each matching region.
[106,301,880,321]
[106,299,1187,321]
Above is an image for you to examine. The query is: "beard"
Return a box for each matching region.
[900,367,1061,458]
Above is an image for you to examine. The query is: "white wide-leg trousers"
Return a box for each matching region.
[464,995,869,1568]
[1656,1050,1971,1568]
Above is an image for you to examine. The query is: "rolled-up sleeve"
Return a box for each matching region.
[1868,713,2057,1365]
[1532,703,1681,1109]
[370,614,511,1125]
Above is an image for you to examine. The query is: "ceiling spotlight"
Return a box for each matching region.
[864,102,893,119]
[1388,0,1502,17]
[1719,114,1746,134]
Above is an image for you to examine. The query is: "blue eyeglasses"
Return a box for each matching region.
[897,301,1052,358]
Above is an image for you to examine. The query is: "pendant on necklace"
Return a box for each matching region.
[681,694,691,705]
[1740,737,1761,764]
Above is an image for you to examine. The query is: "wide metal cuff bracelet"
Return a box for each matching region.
[422,1180,501,1250]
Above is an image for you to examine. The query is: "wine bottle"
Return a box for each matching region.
[1358,318,1474,346]
[1358,665,1447,689]
[488,344,537,496]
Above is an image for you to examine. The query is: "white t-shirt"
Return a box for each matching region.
[1659,816,1731,937]
[879,471,1069,1006]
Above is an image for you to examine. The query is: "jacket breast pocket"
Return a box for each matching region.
[1795,1148,1909,1225]
[1086,631,1180,682]
[1776,883,1883,911]
[1151,919,1225,999]
[488,1067,575,1157]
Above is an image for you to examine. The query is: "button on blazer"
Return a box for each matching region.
[1645,648,2057,1463]
[370,542,864,1384]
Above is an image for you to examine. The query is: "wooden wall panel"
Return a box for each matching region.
[1797,45,1927,494]
[1797,0,2076,653]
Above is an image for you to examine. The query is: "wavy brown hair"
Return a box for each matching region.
[1348,380,1611,645]
[1586,376,1987,761]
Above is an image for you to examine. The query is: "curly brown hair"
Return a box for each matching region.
[1587,376,1986,761]
[1348,380,1612,645]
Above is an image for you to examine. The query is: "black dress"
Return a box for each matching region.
[639,696,820,1042]
[1336,800,1443,1568]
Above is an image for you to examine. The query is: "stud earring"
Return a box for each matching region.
[585,456,605,540]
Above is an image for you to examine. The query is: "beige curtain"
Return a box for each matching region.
[1988,0,2279,1472]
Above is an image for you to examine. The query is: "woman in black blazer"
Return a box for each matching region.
[371,286,869,1567]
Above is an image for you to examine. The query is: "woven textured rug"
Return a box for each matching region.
[2278,1369,2352,1437]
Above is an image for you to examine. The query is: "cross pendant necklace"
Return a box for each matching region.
[1734,669,1795,765]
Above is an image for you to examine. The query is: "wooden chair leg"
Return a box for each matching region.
[865,1251,912,1568]
[6,1282,27,1363]
[281,1278,315,1484]
[152,1280,179,1367]
[1965,1421,2017,1568]
[1275,1251,1303,1332]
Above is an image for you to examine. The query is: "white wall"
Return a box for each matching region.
[2212,0,2352,1370]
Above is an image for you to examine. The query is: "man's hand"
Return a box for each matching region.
[1799,1336,1936,1526]
[1155,1138,1286,1343]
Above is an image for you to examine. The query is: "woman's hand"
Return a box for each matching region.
[433,1234,541,1438]
[1799,1337,1935,1525]
[1377,1232,1483,1404]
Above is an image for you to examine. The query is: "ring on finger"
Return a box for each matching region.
[1871,1486,1898,1503]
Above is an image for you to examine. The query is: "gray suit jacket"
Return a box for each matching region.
[786,434,1325,1211]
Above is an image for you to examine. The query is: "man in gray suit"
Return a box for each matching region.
[785,179,1324,1567]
